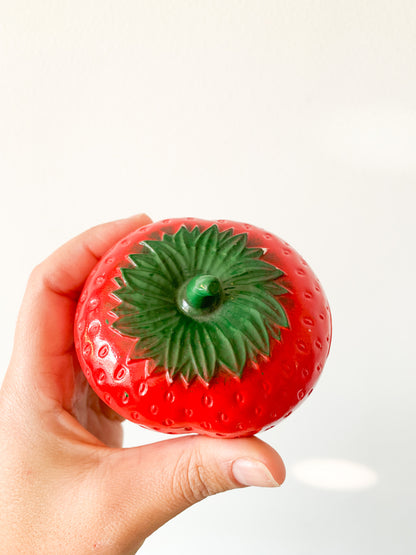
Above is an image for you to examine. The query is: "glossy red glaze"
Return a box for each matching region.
[74,218,332,438]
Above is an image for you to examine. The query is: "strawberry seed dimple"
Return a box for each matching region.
[296,340,307,353]
[88,321,100,334]
[281,361,293,379]
[114,366,126,381]
[138,382,148,396]
[235,392,245,404]
[98,344,109,358]
[297,389,305,400]
[202,394,214,408]
[262,381,272,395]
[165,391,175,403]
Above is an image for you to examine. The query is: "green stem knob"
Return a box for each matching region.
[178,275,223,317]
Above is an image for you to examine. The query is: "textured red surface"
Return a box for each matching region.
[74,218,332,438]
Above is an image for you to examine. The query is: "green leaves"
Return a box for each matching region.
[111,224,290,382]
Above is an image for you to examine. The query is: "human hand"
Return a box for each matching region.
[0,214,285,554]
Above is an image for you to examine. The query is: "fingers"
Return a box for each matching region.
[105,435,285,541]
[7,214,152,407]
[16,213,152,355]
[28,213,152,300]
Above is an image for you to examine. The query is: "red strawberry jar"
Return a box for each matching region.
[74,218,332,438]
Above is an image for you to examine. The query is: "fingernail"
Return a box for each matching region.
[133,213,152,222]
[126,213,152,226]
[232,458,280,488]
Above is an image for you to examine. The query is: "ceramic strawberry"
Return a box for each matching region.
[74,218,332,438]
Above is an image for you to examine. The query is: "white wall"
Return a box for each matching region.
[1,2,415,554]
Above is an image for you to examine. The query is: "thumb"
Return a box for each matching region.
[105,435,285,540]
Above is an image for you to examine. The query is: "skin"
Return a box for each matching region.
[0,214,285,555]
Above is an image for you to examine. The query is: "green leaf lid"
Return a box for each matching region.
[112,224,289,382]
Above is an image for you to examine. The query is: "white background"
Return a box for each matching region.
[1,2,415,554]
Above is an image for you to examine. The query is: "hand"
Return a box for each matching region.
[0,214,285,554]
